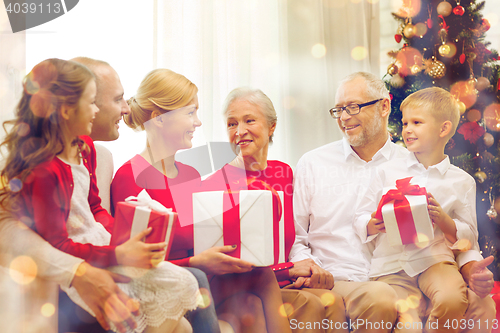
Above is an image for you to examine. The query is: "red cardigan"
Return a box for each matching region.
[111,154,201,267]
[17,136,117,268]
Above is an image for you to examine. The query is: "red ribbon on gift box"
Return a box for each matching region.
[222,180,283,265]
[374,177,427,245]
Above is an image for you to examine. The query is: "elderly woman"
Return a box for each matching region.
[111,71,291,333]
[203,88,348,333]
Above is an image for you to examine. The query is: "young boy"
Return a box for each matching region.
[354,87,479,333]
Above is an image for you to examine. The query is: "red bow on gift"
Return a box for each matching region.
[374,177,428,245]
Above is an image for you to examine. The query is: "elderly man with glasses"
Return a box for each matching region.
[289,71,495,333]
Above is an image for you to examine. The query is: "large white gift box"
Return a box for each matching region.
[192,190,285,266]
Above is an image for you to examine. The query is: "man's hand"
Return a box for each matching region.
[463,256,495,298]
[189,245,255,275]
[289,259,334,290]
[71,262,139,333]
[367,212,385,236]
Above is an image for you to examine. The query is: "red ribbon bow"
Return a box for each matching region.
[374,177,427,245]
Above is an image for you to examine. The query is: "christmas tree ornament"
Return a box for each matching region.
[482,18,491,32]
[475,77,490,91]
[458,101,466,114]
[459,53,466,64]
[426,6,433,28]
[451,80,478,109]
[411,64,422,75]
[404,23,416,38]
[439,43,451,56]
[453,6,465,16]
[483,132,495,147]
[387,63,399,76]
[415,22,428,38]
[484,104,500,132]
[395,47,423,77]
[395,24,403,43]
[390,74,405,88]
[425,58,446,79]
[487,192,498,219]
[474,169,487,183]
[466,109,482,122]
[437,1,452,16]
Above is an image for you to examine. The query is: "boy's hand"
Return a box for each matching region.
[427,193,457,243]
[427,193,447,226]
[115,228,167,268]
[367,212,385,236]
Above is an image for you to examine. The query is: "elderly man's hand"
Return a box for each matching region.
[289,259,334,290]
[468,256,495,298]
[72,262,139,333]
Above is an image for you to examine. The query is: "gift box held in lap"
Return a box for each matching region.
[374,177,434,247]
[110,190,177,261]
[192,190,286,266]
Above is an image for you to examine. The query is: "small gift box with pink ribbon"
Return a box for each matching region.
[110,190,177,261]
[374,177,434,247]
[192,180,286,266]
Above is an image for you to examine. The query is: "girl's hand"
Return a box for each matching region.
[427,193,447,226]
[189,245,255,275]
[115,228,167,268]
[367,211,385,236]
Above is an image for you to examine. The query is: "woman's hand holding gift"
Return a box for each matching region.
[189,245,255,275]
[115,227,167,268]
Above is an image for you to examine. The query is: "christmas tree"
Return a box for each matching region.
[385,0,500,279]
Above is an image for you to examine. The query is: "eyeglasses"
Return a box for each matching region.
[329,99,383,119]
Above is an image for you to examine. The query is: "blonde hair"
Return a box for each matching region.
[221,87,277,143]
[125,69,198,130]
[400,87,460,137]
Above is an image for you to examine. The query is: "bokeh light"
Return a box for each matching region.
[9,256,38,285]
[197,288,212,309]
[450,81,477,109]
[9,179,23,193]
[414,233,430,248]
[351,46,368,61]
[414,22,427,37]
[397,0,422,17]
[350,0,362,4]
[453,238,472,252]
[17,122,31,137]
[320,292,336,307]
[41,303,56,317]
[68,214,85,229]
[484,104,500,132]
[466,109,482,122]
[367,0,380,4]
[406,295,420,309]
[395,47,423,76]
[395,299,409,313]
[311,43,327,58]
[279,303,294,317]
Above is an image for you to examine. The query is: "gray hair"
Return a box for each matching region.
[222,87,277,143]
[338,72,390,101]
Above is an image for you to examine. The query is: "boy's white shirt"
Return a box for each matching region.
[354,153,480,278]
